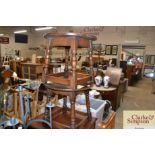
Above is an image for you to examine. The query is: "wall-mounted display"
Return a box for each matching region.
[0,37,9,44]
[105,45,112,55]
[105,45,118,55]
[111,45,118,55]
[92,44,102,51]
[15,34,28,43]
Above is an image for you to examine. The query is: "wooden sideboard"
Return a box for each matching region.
[21,63,43,80]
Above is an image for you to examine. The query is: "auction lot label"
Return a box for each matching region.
[123,111,155,129]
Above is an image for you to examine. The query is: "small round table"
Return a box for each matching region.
[91,85,116,92]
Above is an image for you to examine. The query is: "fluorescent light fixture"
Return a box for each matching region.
[0,33,4,36]
[124,40,139,44]
[35,27,54,31]
[14,30,27,34]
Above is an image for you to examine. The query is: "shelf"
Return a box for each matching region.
[46,72,91,87]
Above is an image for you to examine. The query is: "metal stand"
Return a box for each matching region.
[25,101,53,129]
[18,85,53,129]
[18,85,30,128]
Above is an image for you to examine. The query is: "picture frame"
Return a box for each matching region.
[105,45,112,55]
[92,44,102,51]
[111,45,118,55]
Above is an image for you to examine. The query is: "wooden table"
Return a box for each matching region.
[42,32,97,128]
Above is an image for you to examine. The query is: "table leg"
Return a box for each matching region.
[70,95,76,129]
[85,92,92,119]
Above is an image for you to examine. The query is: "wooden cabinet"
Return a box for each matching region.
[21,63,43,80]
[101,88,118,111]
[126,64,142,85]
[126,65,135,85]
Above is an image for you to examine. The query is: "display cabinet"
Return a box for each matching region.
[42,32,97,128]
[21,63,43,80]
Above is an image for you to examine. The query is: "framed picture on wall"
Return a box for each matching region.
[111,45,118,55]
[105,45,112,55]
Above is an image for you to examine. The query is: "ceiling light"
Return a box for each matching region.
[14,30,27,34]
[35,27,55,31]
[0,33,4,36]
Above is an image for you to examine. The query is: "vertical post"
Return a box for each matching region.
[89,40,94,85]
[26,93,31,117]
[18,86,25,128]
[70,37,77,89]
[117,44,122,67]
[70,37,78,129]
[49,106,52,128]
[85,91,92,119]
[64,47,69,78]
[142,46,146,78]
[70,94,76,129]
[42,40,52,83]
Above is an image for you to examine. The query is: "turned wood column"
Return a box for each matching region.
[70,37,78,128]
[64,47,69,78]
[42,40,52,83]
[85,91,92,119]
[70,37,77,89]
[88,40,94,85]
[70,94,76,128]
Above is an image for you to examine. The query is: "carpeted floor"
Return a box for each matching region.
[115,77,155,128]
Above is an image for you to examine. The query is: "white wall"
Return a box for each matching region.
[0,33,44,58]
[1,26,155,60]
[72,26,155,55]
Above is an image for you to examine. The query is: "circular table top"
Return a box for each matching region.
[91,84,116,91]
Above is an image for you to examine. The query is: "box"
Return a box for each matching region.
[58,95,112,128]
